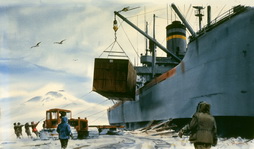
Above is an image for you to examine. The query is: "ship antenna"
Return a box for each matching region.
[193,6,204,30]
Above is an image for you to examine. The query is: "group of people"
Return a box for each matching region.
[12,102,216,149]
[13,121,40,139]
[13,113,72,149]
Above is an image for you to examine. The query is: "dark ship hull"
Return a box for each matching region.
[95,6,254,138]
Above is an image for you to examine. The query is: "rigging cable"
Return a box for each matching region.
[118,18,140,59]
[89,112,107,124]
[79,90,93,99]
[73,99,109,117]
[127,7,166,19]
[98,14,129,59]
[117,17,151,74]
[98,41,116,58]
[185,4,192,19]
[217,4,226,18]
[84,108,108,118]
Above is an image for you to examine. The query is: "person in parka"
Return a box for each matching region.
[13,123,20,139]
[25,122,32,138]
[57,116,72,149]
[16,122,24,138]
[178,102,217,149]
[31,121,40,137]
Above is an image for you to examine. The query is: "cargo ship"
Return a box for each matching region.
[93,4,254,138]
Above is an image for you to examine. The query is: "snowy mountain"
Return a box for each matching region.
[24,90,108,115]
[26,90,79,107]
[0,90,109,141]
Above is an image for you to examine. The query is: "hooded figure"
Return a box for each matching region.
[179,102,217,149]
[31,121,39,137]
[13,123,19,138]
[25,123,32,138]
[16,122,24,138]
[57,116,71,149]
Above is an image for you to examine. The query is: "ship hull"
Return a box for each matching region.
[108,7,254,138]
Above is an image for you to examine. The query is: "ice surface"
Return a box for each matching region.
[1,130,253,149]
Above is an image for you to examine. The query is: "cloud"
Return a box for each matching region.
[0,3,118,78]
[0,58,89,100]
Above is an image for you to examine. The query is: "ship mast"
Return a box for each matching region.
[152,14,156,77]
[193,6,204,30]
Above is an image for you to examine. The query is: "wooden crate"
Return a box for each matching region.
[92,58,136,100]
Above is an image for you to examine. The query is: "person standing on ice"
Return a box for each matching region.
[25,122,32,138]
[16,122,24,138]
[57,116,72,149]
[31,121,40,137]
[13,123,20,139]
[178,102,217,149]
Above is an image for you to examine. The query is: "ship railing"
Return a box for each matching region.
[196,5,247,36]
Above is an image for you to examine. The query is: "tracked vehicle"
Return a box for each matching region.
[39,108,89,139]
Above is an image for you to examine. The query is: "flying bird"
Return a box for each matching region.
[54,39,66,44]
[31,42,41,48]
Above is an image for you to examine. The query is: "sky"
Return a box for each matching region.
[1,0,254,125]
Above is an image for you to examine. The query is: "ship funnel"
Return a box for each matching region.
[166,21,186,58]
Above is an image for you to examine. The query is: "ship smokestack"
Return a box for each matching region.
[166,21,186,58]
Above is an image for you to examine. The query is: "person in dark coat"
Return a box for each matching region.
[13,123,19,139]
[57,116,72,149]
[178,102,217,149]
[16,122,24,138]
[60,111,67,118]
[25,122,32,138]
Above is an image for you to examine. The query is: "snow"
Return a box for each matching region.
[1,130,254,149]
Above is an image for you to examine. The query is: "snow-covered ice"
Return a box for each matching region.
[1,129,254,149]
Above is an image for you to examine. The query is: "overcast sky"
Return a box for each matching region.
[1,0,254,119]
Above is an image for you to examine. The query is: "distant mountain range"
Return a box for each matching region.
[26,90,78,107]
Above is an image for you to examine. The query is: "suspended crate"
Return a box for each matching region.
[92,58,136,101]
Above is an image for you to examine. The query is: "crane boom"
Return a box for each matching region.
[114,11,181,62]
